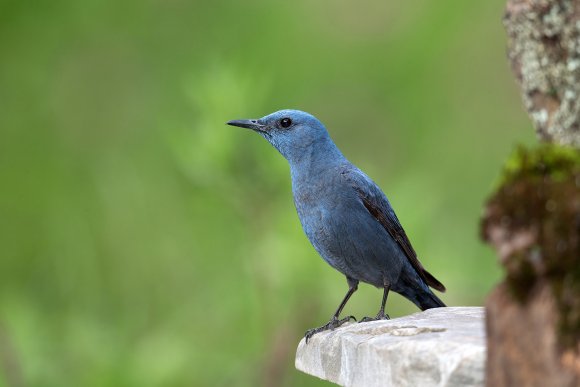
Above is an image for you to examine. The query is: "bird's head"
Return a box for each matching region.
[227,109,334,163]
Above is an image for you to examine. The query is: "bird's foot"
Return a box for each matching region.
[359,311,390,323]
[304,315,356,344]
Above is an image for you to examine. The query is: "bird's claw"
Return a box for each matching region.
[304,315,356,344]
[359,312,390,323]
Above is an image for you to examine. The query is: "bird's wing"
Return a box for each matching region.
[341,167,446,292]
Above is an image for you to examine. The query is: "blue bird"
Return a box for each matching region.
[227,110,446,342]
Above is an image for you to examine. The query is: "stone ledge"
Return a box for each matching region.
[295,307,485,387]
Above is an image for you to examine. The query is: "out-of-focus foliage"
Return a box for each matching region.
[0,0,533,386]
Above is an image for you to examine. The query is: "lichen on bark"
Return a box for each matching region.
[504,0,580,146]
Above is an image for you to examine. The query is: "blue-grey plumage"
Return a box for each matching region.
[227,109,445,342]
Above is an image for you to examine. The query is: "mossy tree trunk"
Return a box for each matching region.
[481,1,580,386]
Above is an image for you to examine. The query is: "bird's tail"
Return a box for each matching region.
[414,288,446,310]
[397,268,446,310]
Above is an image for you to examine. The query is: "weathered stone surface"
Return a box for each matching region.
[295,307,485,387]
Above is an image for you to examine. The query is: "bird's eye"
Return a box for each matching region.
[280,117,292,128]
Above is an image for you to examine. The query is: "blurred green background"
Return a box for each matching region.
[0,0,534,386]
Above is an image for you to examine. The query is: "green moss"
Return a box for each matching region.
[501,143,580,185]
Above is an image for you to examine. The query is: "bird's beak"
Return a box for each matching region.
[226,119,265,131]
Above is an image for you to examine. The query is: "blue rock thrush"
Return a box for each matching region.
[227,109,446,342]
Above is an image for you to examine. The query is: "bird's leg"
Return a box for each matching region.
[360,283,391,323]
[304,280,358,343]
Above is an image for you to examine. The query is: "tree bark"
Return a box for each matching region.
[482,1,580,385]
[505,0,580,146]
[481,146,580,386]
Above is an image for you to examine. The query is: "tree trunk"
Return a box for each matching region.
[482,1,580,385]
[505,0,580,146]
[481,145,580,386]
